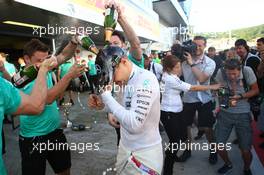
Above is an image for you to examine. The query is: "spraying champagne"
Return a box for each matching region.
[104,5,118,45]
[77,35,99,55]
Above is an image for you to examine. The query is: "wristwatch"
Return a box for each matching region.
[190,63,196,67]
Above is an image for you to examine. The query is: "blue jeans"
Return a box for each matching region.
[215,111,252,150]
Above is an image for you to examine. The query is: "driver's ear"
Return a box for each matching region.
[122,42,127,49]
[24,55,31,65]
[120,57,127,64]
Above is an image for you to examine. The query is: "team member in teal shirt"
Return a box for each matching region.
[19,38,85,175]
[58,60,74,105]
[0,57,56,175]
[59,61,74,79]
[88,55,97,76]
[0,52,16,79]
[87,55,98,93]
[0,52,17,154]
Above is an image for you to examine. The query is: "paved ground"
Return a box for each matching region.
[3,92,264,175]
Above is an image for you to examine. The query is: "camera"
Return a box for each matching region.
[158,51,169,60]
[218,87,232,108]
[171,40,197,60]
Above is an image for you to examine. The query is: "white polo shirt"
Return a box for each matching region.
[161,72,191,113]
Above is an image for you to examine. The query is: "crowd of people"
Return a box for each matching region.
[0,2,264,175]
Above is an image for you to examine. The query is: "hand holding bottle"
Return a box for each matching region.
[39,56,58,71]
[12,56,58,88]
[209,83,223,91]
[104,1,119,44]
[105,0,123,22]
[67,63,87,79]
[71,34,81,45]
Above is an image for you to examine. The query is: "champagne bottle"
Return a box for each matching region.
[77,35,99,55]
[11,65,38,88]
[104,6,118,44]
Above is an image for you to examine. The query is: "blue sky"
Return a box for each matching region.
[189,0,264,33]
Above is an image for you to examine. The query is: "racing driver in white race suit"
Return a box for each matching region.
[88,46,163,175]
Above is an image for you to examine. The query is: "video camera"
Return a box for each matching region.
[158,51,169,60]
[171,40,197,61]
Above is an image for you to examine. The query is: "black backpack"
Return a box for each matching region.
[241,68,263,117]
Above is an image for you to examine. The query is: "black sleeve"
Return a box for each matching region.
[246,57,260,76]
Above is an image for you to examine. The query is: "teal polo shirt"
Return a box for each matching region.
[0,61,16,77]
[88,60,97,76]
[128,54,144,68]
[59,62,73,78]
[19,73,60,137]
[0,77,21,175]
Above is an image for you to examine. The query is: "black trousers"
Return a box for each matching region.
[88,75,98,94]
[19,129,71,175]
[2,126,5,155]
[160,111,187,157]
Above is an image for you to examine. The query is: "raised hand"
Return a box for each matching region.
[67,63,87,79]
[88,94,105,110]
[40,56,58,71]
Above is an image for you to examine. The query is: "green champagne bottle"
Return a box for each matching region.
[78,35,99,55]
[11,64,38,88]
[104,6,118,44]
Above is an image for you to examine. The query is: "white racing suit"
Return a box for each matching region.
[101,64,163,175]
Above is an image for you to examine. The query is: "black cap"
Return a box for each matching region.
[100,46,127,67]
